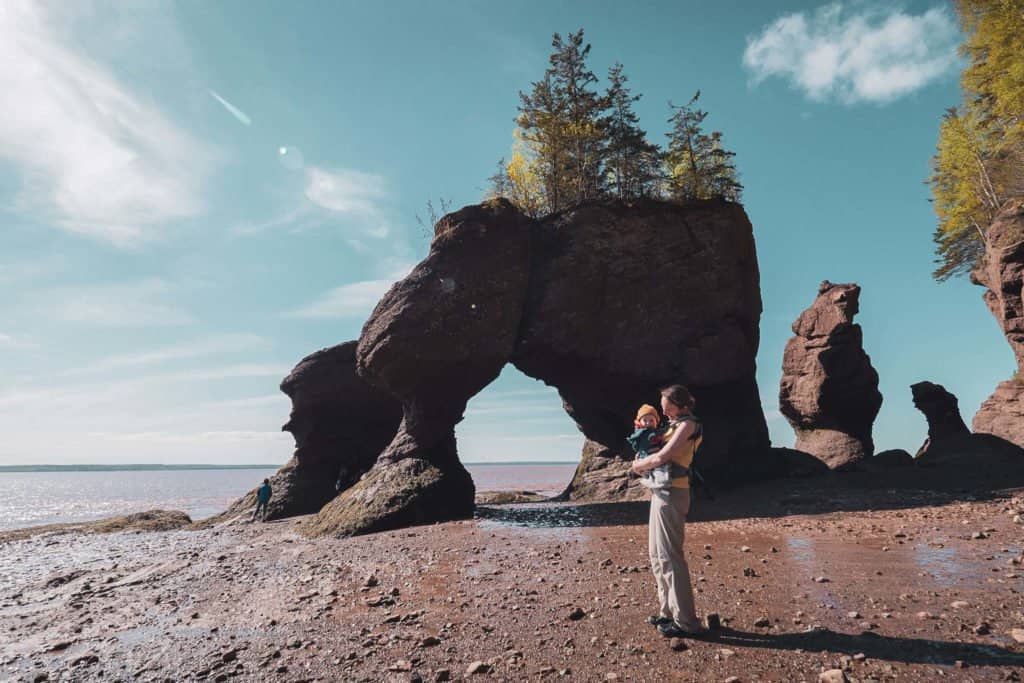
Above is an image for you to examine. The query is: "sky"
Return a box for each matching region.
[0,0,1011,467]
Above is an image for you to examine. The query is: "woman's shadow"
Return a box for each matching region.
[703,626,1024,668]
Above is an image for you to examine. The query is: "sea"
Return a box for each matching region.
[0,462,578,532]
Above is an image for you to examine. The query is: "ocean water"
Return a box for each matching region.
[0,463,577,531]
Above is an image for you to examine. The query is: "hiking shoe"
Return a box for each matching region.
[647,615,673,627]
[657,622,708,639]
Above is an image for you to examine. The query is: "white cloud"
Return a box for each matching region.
[0,2,211,245]
[39,279,194,326]
[743,3,960,104]
[286,262,414,320]
[0,333,37,350]
[305,166,390,237]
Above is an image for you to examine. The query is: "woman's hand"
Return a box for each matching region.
[631,458,647,475]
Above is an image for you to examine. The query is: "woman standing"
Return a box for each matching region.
[630,384,706,638]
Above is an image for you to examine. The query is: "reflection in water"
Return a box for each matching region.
[475,501,648,529]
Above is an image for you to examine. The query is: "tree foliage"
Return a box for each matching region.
[930,0,1024,281]
[664,91,742,203]
[487,28,742,216]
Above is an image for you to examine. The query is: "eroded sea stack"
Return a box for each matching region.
[779,281,882,468]
[971,198,1024,447]
[298,198,771,536]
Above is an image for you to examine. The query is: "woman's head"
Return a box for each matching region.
[659,384,695,417]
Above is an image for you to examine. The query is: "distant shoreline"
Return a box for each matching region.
[0,461,577,473]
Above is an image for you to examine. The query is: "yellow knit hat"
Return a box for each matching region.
[635,404,660,424]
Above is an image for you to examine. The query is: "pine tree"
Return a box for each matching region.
[664,91,742,203]
[516,29,607,213]
[603,63,661,201]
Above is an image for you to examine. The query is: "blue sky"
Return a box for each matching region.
[0,1,1010,466]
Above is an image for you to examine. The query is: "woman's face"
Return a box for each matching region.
[661,394,681,418]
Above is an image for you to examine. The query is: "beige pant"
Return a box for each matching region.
[648,487,700,630]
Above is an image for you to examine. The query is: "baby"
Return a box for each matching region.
[627,404,673,490]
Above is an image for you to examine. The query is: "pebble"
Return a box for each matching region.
[974,622,991,635]
[972,531,988,540]
[847,611,860,618]
[916,611,937,620]
[568,607,586,621]
[434,669,451,682]
[466,661,492,675]
[813,576,830,583]
[420,636,441,647]
[950,600,970,609]
[669,637,687,651]
[1011,628,1024,644]
[753,616,770,628]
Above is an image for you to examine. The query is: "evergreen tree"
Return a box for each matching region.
[929,0,1024,281]
[664,91,742,203]
[516,29,606,213]
[603,63,661,200]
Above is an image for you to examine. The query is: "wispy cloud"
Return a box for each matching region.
[743,3,960,104]
[208,89,252,126]
[37,279,195,327]
[0,2,211,245]
[0,332,37,350]
[305,167,390,237]
[62,334,270,376]
[286,262,414,320]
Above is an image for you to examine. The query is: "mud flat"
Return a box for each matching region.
[2,476,1024,682]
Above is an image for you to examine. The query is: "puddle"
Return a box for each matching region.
[474,501,647,529]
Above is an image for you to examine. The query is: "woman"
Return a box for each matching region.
[630,384,706,638]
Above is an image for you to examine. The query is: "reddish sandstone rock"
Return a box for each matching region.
[911,381,969,457]
[971,199,1024,447]
[779,281,882,468]
[218,342,402,522]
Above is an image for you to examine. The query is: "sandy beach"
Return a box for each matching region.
[3,474,1023,682]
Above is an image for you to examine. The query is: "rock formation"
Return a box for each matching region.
[779,281,882,468]
[301,198,771,536]
[910,381,969,457]
[971,198,1024,447]
[220,342,402,521]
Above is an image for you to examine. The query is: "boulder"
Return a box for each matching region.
[779,281,882,468]
[870,449,915,468]
[972,198,1024,446]
[219,342,402,521]
[910,381,969,457]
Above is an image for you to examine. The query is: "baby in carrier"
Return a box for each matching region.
[627,404,673,490]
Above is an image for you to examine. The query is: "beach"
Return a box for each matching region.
[2,475,1023,682]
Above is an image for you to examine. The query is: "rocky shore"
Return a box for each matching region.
[3,474,1024,682]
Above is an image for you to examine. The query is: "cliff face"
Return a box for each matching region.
[779,281,882,468]
[972,199,1024,446]
[296,198,770,536]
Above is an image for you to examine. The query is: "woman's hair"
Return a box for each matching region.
[660,384,695,410]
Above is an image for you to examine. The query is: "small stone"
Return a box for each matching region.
[669,637,687,651]
[466,661,492,675]
[916,611,937,620]
[753,616,771,628]
[974,622,991,635]
[972,531,988,540]
[853,653,866,662]
[420,636,441,647]
[847,611,861,619]
[950,600,970,609]
[813,576,830,583]
[955,660,967,668]
[364,574,379,588]
[434,669,451,682]
[742,567,757,577]
[717,648,736,660]
[389,660,413,672]
[725,678,740,683]
[568,607,586,621]
[740,546,751,553]
[1011,628,1024,644]
[221,649,238,663]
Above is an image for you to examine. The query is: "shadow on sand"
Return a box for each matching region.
[704,627,1024,668]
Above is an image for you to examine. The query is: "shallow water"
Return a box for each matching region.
[0,463,578,531]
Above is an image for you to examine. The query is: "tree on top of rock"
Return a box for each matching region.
[664,91,743,204]
[603,62,661,201]
[514,29,607,214]
[929,0,1024,281]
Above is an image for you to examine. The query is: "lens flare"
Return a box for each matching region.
[278,146,305,170]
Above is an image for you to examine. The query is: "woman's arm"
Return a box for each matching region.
[630,419,696,474]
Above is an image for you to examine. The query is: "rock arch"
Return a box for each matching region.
[295,198,771,537]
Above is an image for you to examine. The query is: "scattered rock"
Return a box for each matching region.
[818,670,848,683]
[466,661,492,675]
[568,607,586,621]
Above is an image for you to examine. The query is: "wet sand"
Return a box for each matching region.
[2,477,1023,682]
